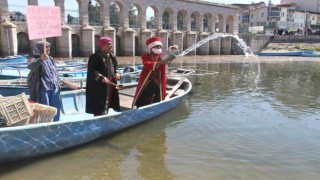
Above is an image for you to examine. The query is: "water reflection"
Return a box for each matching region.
[0,103,191,180]
[173,59,320,114]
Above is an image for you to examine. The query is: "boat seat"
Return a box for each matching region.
[60,90,86,114]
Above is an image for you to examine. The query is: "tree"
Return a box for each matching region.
[129,5,138,28]
[162,11,169,29]
[88,2,100,26]
[147,16,154,29]
[110,3,120,27]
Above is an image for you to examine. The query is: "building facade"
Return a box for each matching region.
[238,2,320,35]
[0,0,240,57]
[281,0,320,13]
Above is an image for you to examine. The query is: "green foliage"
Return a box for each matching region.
[128,5,138,28]
[162,11,169,29]
[88,2,100,26]
[110,3,120,27]
[294,45,301,49]
[147,16,154,29]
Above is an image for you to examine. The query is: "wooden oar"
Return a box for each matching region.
[165,76,185,100]
[59,79,80,90]
[108,81,124,90]
[98,74,124,90]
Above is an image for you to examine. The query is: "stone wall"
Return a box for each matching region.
[0,0,240,57]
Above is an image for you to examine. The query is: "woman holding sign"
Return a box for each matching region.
[27,41,61,122]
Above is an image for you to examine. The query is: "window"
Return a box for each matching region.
[261,12,264,17]
[251,14,253,18]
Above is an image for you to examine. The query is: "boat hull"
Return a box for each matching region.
[0,78,191,163]
[257,50,314,57]
[0,55,28,63]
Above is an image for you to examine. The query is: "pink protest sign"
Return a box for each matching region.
[26,6,62,40]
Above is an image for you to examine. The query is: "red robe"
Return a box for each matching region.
[132,53,166,108]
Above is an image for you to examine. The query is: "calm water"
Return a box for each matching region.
[1,56,320,180]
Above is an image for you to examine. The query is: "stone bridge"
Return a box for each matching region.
[0,0,239,57]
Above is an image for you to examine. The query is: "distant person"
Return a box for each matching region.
[27,41,61,121]
[132,37,178,108]
[67,13,73,24]
[85,37,121,116]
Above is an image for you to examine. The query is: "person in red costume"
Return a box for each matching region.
[132,37,178,108]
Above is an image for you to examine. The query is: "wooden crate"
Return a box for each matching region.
[28,103,57,124]
[0,93,33,126]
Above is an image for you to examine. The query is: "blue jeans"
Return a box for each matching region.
[39,88,61,121]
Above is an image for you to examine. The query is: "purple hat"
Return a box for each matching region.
[98,37,113,48]
[33,41,51,56]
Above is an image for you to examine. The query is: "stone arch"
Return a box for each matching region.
[128,3,142,28]
[226,15,234,33]
[88,0,102,26]
[216,14,224,33]
[72,34,80,57]
[147,6,160,29]
[17,32,30,55]
[162,7,174,30]
[64,0,80,25]
[203,13,213,32]
[191,11,200,31]
[177,10,187,31]
[110,2,125,27]
[8,0,27,22]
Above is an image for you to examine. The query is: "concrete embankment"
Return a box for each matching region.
[234,34,320,54]
[261,35,320,52]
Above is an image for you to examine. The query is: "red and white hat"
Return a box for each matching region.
[146,37,162,49]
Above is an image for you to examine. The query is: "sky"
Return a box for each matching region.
[206,0,281,4]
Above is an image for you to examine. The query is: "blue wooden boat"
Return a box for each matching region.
[0,68,87,79]
[0,71,140,96]
[0,77,191,163]
[257,50,314,57]
[0,55,28,63]
[301,53,320,57]
[257,51,302,56]
[0,65,141,79]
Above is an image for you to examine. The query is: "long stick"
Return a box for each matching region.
[165,76,185,100]
[59,79,80,90]
[43,38,46,54]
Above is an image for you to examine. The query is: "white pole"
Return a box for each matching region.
[132,36,135,68]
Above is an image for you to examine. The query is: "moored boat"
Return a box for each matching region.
[257,51,302,56]
[0,77,192,163]
[0,55,28,63]
[0,71,140,96]
[301,53,320,57]
[257,50,314,57]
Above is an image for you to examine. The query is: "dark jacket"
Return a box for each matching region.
[85,51,120,114]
